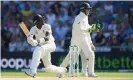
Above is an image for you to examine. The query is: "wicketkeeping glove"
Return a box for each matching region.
[88,20,103,33]
[96,20,103,29]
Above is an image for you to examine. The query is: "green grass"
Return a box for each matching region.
[1,72,133,78]
[1,72,56,77]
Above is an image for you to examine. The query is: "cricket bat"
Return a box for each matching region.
[19,22,29,37]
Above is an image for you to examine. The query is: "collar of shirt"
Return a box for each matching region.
[79,12,88,19]
[35,25,44,31]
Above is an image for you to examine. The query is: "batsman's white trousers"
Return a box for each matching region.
[30,43,64,74]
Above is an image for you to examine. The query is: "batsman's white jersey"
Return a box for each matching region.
[27,24,55,46]
[27,23,65,74]
[60,12,95,75]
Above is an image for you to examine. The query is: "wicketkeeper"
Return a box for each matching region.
[60,2,103,77]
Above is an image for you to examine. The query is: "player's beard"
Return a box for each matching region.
[36,24,43,29]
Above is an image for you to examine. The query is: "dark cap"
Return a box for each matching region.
[33,14,45,24]
[80,2,92,10]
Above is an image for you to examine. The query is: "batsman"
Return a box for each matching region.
[24,14,66,78]
[60,2,103,77]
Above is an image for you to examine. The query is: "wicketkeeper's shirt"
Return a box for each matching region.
[71,12,93,44]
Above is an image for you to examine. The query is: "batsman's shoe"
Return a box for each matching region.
[25,69,36,78]
[56,67,67,78]
[56,73,64,78]
[88,74,97,77]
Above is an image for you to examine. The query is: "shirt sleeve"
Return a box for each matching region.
[88,33,93,44]
[27,27,38,46]
[88,24,93,29]
[43,24,53,43]
[47,24,52,34]
[88,24,93,44]
[75,17,92,33]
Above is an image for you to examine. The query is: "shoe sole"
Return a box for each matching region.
[25,72,35,78]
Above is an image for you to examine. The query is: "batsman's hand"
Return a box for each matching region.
[37,38,46,45]
[27,35,38,46]
[44,37,49,41]
[90,43,96,51]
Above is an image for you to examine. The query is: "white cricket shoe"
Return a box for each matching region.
[25,69,36,78]
[56,67,67,78]
[56,73,64,78]
[88,74,97,77]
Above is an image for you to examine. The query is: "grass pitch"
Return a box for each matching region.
[1,72,133,80]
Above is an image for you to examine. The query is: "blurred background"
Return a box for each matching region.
[1,1,133,72]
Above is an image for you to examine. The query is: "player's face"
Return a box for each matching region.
[37,18,44,29]
[39,18,44,26]
[85,9,91,15]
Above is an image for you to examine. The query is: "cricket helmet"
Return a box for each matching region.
[33,14,45,25]
[80,2,92,10]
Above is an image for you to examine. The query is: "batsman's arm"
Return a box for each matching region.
[27,28,38,46]
[43,24,52,43]
[18,17,39,46]
[45,24,52,39]
[34,24,52,45]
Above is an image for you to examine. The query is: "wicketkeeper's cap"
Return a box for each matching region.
[80,2,92,10]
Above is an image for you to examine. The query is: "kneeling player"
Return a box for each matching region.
[25,14,66,78]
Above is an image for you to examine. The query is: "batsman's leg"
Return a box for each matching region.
[25,46,43,77]
[41,44,67,78]
[42,54,66,78]
[30,46,43,73]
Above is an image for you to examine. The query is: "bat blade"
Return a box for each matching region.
[19,22,29,36]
